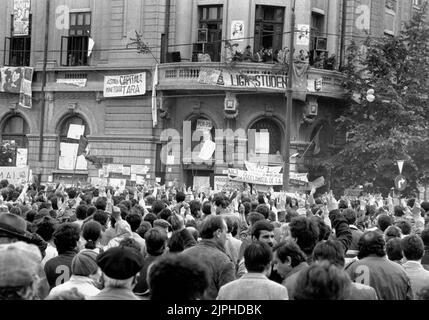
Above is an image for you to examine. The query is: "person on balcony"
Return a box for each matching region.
[242,45,253,62]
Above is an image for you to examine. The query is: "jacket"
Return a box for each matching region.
[402,260,429,298]
[182,239,235,300]
[89,287,140,300]
[217,273,288,300]
[48,275,100,298]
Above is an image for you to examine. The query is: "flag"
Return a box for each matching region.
[152,64,159,128]
[313,126,323,155]
[77,136,89,156]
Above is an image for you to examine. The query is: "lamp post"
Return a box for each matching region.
[283,0,296,191]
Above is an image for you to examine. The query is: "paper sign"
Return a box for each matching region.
[167,156,175,165]
[310,176,325,189]
[228,169,283,186]
[214,176,244,192]
[109,179,126,190]
[16,148,28,168]
[122,166,131,176]
[198,140,216,161]
[131,165,150,175]
[255,132,270,154]
[297,24,310,46]
[57,78,87,88]
[196,119,213,133]
[146,174,151,179]
[13,0,31,36]
[104,72,146,98]
[193,176,210,190]
[131,174,137,181]
[156,177,162,183]
[107,164,124,174]
[90,177,108,187]
[145,159,151,165]
[136,176,145,185]
[0,166,29,185]
[397,160,405,175]
[48,175,53,183]
[231,21,244,41]
[245,161,282,175]
[98,169,104,178]
[67,124,85,140]
[290,172,309,183]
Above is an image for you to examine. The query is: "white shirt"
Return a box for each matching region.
[41,243,58,267]
[48,275,100,298]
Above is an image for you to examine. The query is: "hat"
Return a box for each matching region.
[0,213,30,240]
[0,241,42,287]
[97,247,143,280]
[71,250,99,276]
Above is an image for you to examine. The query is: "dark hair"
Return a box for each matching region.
[144,213,157,227]
[224,215,239,236]
[202,202,212,216]
[394,206,405,217]
[285,209,299,223]
[35,217,58,242]
[199,215,225,240]
[126,213,142,232]
[136,221,153,239]
[152,201,166,216]
[158,208,172,221]
[312,216,331,241]
[244,241,273,273]
[242,202,251,215]
[401,235,424,261]
[343,209,357,225]
[421,228,429,247]
[422,202,429,213]
[357,231,386,259]
[386,238,403,262]
[176,192,186,203]
[294,262,351,300]
[93,210,109,228]
[396,220,412,236]
[189,200,201,218]
[273,241,307,268]
[75,205,88,221]
[25,210,37,223]
[148,254,209,300]
[313,240,345,267]
[385,226,402,242]
[377,214,392,232]
[145,228,167,256]
[53,223,80,254]
[82,221,102,250]
[248,212,265,226]
[94,198,107,211]
[251,220,274,240]
[87,206,96,218]
[289,216,320,257]
[255,204,270,219]
[9,206,22,216]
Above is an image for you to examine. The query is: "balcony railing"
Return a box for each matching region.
[158,62,345,99]
[61,36,89,67]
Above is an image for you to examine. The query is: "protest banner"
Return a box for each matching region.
[245,162,282,175]
[103,72,146,97]
[0,166,29,185]
[228,169,283,186]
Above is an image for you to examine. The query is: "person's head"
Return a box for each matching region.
[255,204,270,219]
[357,231,386,259]
[53,223,80,254]
[273,240,307,278]
[251,220,275,247]
[175,192,186,203]
[396,220,412,236]
[186,227,199,242]
[168,213,185,231]
[421,202,429,213]
[0,242,43,300]
[144,213,157,227]
[24,210,37,223]
[312,216,331,242]
[285,209,299,223]
[148,254,209,300]
[9,206,22,217]
[244,241,273,274]
[247,212,265,227]
[421,228,429,247]
[153,219,171,234]
[294,261,351,300]
[145,228,167,256]
[152,201,165,216]
[118,238,141,252]
[377,214,392,232]
[385,225,402,242]
[82,221,102,250]
[202,202,212,216]
[71,250,99,276]
[417,285,429,300]
[343,209,357,225]
[93,210,109,229]
[313,240,346,268]
[394,206,405,218]
[126,213,142,233]
[386,238,403,262]
[35,216,58,242]
[136,221,152,239]
[289,216,320,257]
[75,205,88,221]
[95,198,107,211]
[199,215,227,246]
[97,247,144,289]
[189,200,202,219]
[224,215,239,237]
[401,235,424,261]
[158,208,172,221]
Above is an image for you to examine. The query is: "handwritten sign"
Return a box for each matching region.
[228,169,283,186]
[245,162,282,175]
[103,72,146,97]
[0,166,29,185]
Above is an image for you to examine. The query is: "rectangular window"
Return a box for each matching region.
[62,12,91,66]
[194,5,223,62]
[5,14,32,66]
[254,5,285,53]
[310,12,328,67]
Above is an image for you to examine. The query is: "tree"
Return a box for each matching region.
[326,3,429,196]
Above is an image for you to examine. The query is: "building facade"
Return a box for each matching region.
[0,0,423,192]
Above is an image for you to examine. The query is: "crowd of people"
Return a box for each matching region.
[1,178,429,300]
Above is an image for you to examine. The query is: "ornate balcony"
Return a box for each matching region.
[158,62,346,99]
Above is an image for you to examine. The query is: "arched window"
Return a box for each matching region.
[57,116,89,171]
[249,118,283,155]
[0,115,29,167]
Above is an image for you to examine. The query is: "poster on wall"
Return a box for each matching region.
[103,72,146,98]
[231,21,244,41]
[296,24,310,46]
[0,67,33,108]
[0,166,29,185]
[16,148,28,168]
[13,0,31,36]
